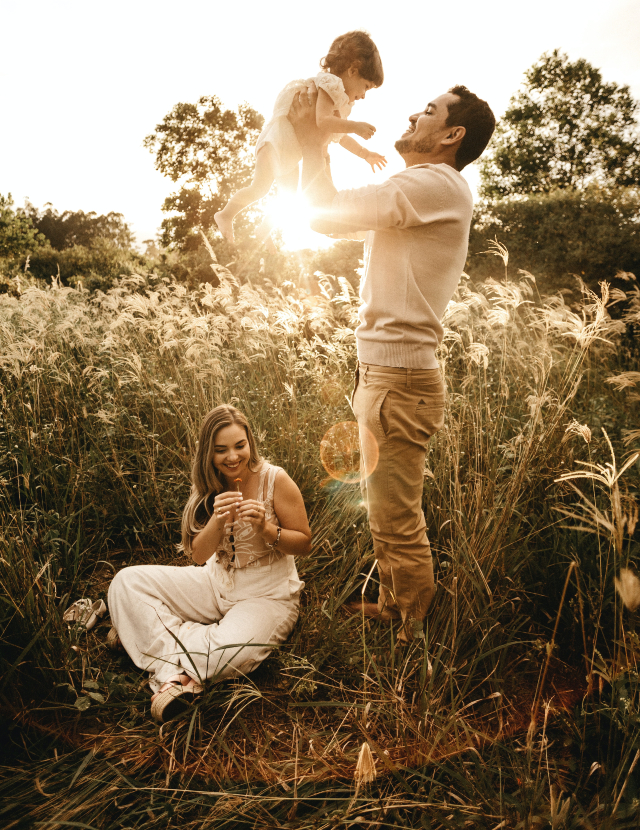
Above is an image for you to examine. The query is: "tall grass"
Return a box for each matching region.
[1,261,639,828]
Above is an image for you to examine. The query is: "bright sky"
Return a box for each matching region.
[1,0,639,249]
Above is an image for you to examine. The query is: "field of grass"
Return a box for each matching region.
[1,252,640,829]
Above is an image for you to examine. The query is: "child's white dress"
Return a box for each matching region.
[255,72,353,180]
[107,463,304,692]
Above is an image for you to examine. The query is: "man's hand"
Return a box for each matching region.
[289,83,338,218]
[288,84,324,151]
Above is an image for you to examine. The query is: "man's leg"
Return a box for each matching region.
[352,365,445,639]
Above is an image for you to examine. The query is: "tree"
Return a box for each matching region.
[26,204,135,250]
[144,96,264,250]
[466,185,640,290]
[479,50,640,198]
[311,240,364,291]
[0,194,46,258]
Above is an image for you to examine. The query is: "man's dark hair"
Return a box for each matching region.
[446,85,496,170]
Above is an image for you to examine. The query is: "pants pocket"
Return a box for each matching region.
[415,400,445,436]
[350,366,359,410]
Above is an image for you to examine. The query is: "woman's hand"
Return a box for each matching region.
[236,498,267,533]
[212,491,242,525]
[353,122,376,140]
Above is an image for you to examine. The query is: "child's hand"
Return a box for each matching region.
[353,122,376,140]
[363,151,387,172]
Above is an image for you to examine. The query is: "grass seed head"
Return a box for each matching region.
[615,568,640,612]
[354,741,376,784]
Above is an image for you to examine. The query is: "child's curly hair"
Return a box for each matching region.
[320,31,384,87]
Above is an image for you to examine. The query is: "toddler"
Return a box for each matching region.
[215,30,385,246]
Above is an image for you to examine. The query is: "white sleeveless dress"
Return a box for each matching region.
[254,72,353,180]
[108,462,305,692]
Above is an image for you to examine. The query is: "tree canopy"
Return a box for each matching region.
[26,204,135,250]
[479,50,640,199]
[144,96,264,250]
[0,194,46,258]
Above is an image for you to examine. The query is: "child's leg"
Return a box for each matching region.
[215,146,276,245]
[255,164,300,252]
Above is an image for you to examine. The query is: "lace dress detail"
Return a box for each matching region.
[215,463,283,577]
[254,72,353,180]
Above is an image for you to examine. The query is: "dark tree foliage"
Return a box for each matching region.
[26,203,135,251]
[479,50,640,198]
[0,194,46,257]
[466,185,640,291]
[144,96,264,250]
[311,240,364,291]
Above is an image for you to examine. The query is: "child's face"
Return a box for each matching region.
[341,66,376,103]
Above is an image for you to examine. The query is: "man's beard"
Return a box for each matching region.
[395,134,436,155]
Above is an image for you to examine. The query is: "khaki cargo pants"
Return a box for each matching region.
[351,361,445,638]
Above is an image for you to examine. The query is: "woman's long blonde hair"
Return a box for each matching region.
[180,405,262,555]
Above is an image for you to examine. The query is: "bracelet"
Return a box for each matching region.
[267,526,281,550]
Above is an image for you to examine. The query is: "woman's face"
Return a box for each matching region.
[212,423,251,481]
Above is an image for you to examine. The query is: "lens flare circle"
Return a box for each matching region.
[320,421,379,484]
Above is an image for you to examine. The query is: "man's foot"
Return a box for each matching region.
[346,601,413,644]
[346,600,400,622]
[214,211,236,246]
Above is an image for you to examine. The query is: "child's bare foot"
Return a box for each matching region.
[214,211,236,246]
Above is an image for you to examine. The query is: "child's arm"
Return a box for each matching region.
[316,87,375,140]
[340,136,388,172]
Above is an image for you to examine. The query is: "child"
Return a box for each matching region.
[214,30,386,246]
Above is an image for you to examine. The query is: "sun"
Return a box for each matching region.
[266,192,334,252]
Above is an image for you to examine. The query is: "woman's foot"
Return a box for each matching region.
[151,673,196,702]
[150,673,204,723]
[214,211,236,246]
[106,627,124,652]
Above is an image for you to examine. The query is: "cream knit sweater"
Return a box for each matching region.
[327,163,473,369]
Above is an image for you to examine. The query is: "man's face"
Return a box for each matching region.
[395,93,460,156]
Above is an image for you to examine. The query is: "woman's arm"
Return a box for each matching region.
[237,470,311,556]
[316,88,375,140]
[191,491,242,565]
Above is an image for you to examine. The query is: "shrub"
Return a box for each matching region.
[466,186,640,294]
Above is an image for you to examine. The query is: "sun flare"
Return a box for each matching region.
[266,192,334,252]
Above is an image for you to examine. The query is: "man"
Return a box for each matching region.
[290,87,496,642]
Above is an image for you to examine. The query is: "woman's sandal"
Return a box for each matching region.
[106,627,124,652]
[63,598,107,631]
[151,674,203,723]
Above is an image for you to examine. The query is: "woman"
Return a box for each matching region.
[108,404,311,722]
